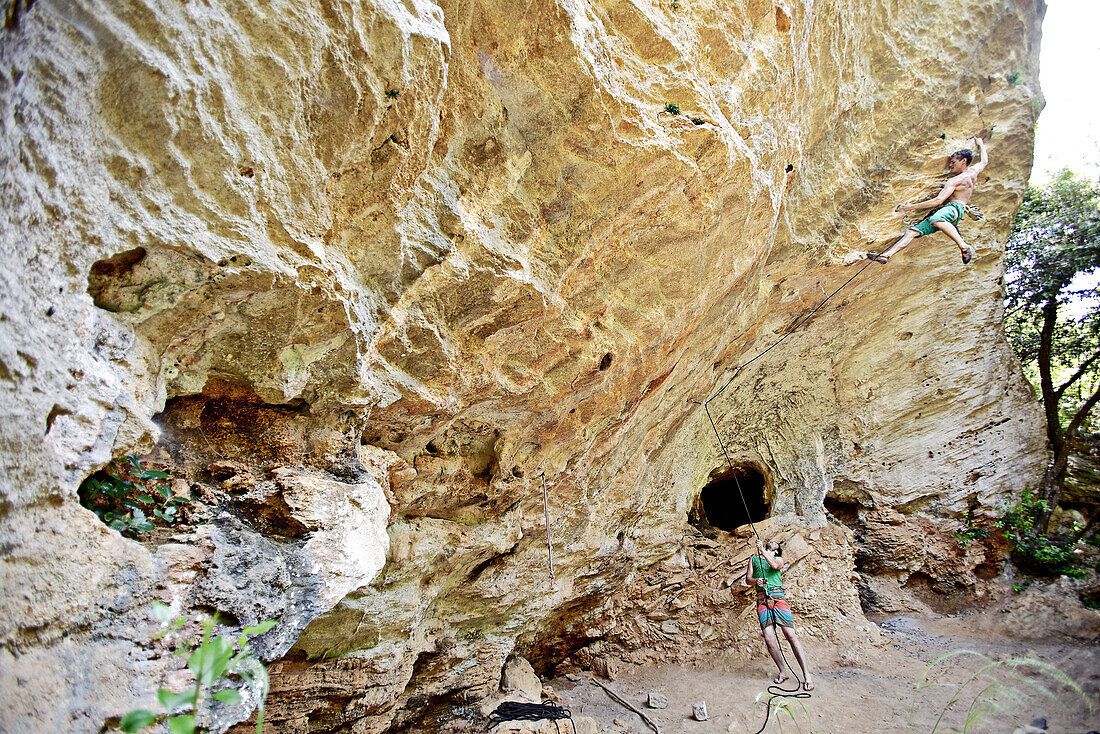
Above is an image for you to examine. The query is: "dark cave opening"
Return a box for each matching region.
[824,495,862,527]
[690,467,768,532]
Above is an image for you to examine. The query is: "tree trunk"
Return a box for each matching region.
[1035,297,1064,534]
[1037,449,1071,533]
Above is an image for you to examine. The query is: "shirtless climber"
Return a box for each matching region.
[867,137,988,265]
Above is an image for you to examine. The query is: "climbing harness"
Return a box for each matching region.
[895,201,984,227]
[487,701,576,733]
[687,242,896,731]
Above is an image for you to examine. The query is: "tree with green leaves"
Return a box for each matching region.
[1004,170,1100,534]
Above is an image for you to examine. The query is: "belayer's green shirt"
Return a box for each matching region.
[751,555,783,589]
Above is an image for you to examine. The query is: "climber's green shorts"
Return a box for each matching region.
[910,201,965,237]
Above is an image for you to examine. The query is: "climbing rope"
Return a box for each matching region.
[487,701,575,733]
[687,241,896,730]
[703,403,762,541]
[702,241,892,406]
[691,241,893,539]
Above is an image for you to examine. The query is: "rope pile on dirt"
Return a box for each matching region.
[487,701,576,733]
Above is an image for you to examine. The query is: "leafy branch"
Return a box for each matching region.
[119,603,275,734]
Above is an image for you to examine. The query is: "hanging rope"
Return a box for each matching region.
[703,402,762,541]
[700,241,892,408]
[541,473,556,590]
[690,242,892,539]
[685,243,893,729]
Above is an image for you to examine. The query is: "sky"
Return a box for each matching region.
[1029,0,1100,316]
[1030,0,1100,184]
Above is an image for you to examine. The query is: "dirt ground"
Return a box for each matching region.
[545,583,1100,733]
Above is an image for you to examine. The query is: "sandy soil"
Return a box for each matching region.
[546,585,1100,734]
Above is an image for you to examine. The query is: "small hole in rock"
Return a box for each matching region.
[45,404,71,434]
[598,353,613,371]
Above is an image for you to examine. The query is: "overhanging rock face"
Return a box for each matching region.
[0,0,1045,731]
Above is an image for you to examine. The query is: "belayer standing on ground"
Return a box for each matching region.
[867,136,988,265]
[744,538,814,690]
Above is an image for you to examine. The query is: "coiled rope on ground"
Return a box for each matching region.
[487,701,576,733]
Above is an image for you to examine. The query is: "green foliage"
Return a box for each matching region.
[951,521,990,547]
[690,117,705,125]
[1004,171,1100,434]
[753,689,814,733]
[907,649,1091,733]
[670,0,680,9]
[1006,70,1023,86]
[996,488,1086,577]
[119,604,275,734]
[385,89,400,99]
[663,102,680,115]
[79,456,189,537]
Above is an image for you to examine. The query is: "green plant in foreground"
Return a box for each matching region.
[119,603,275,734]
[80,456,189,537]
[906,649,1091,733]
[691,117,706,125]
[663,102,680,115]
[385,89,400,98]
[1006,70,1023,86]
[753,690,814,733]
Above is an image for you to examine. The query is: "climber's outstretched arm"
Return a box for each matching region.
[899,180,958,213]
[970,137,989,176]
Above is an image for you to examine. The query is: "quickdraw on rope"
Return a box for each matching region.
[541,473,556,590]
[487,701,575,733]
[896,204,918,227]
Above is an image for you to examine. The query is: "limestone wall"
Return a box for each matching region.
[0,0,1045,731]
